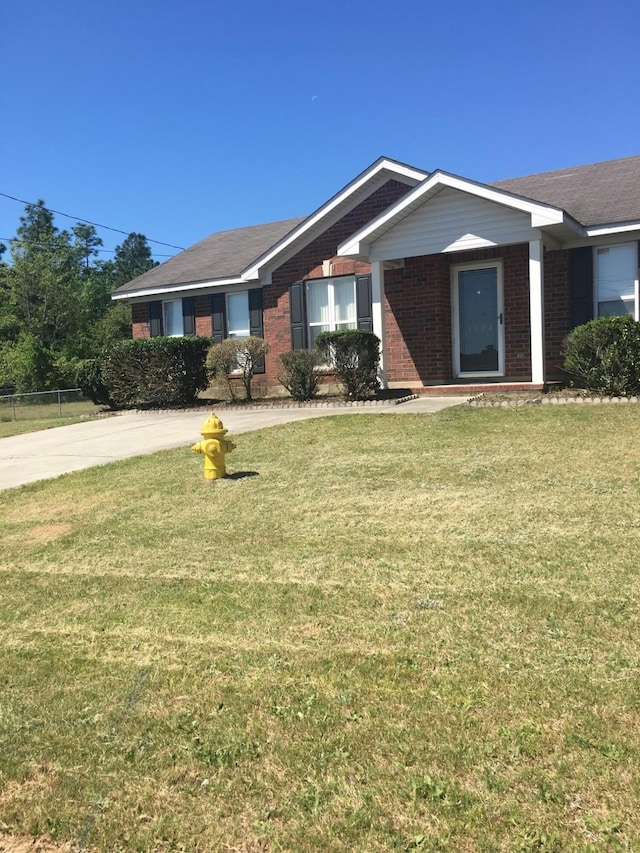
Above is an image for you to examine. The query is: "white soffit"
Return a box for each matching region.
[240,158,428,280]
[112,277,246,300]
[338,170,573,257]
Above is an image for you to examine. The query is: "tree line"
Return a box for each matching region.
[0,201,158,392]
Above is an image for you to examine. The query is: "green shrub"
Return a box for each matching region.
[206,337,269,402]
[563,315,640,395]
[278,349,322,401]
[315,329,380,400]
[101,337,211,408]
[75,358,115,408]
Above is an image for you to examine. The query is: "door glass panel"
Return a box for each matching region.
[458,268,498,373]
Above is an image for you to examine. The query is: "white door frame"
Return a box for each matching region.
[451,260,505,378]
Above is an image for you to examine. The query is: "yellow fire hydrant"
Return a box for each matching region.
[191,413,236,479]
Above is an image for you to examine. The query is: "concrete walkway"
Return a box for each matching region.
[0,396,467,490]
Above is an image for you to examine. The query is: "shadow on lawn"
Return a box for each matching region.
[226,471,259,480]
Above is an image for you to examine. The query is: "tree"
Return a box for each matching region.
[0,202,84,389]
[0,203,158,391]
[101,232,158,288]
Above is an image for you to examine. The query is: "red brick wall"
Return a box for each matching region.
[384,255,450,384]
[194,295,213,337]
[263,179,413,385]
[544,249,571,379]
[131,302,151,339]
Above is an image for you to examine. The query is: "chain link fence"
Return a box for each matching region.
[0,388,98,423]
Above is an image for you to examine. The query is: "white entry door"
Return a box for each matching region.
[452,263,504,377]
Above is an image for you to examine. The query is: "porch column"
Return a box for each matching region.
[529,238,545,385]
[371,260,387,388]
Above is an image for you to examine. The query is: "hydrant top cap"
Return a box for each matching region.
[200,413,228,436]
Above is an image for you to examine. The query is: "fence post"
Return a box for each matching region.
[58,389,62,417]
[11,395,16,421]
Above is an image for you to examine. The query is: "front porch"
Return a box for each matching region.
[370,242,549,390]
[337,169,581,392]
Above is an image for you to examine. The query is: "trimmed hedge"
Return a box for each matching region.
[101,337,211,408]
[278,349,322,401]
[75,358,115,408]
[315,329,380,400]
[563,315,640,395]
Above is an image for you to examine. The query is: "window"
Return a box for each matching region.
[163,299,184,336]
[306,276,357,347]
[209,288,266,374]
[595,244,639,319]
[226,291,250,339]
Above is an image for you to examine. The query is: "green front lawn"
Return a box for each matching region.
[0,400,103,438]
[1,406,639,852]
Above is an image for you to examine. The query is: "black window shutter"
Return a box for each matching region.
[356,274,373,331]
[289,281,307,350]
[211,294,226,343]
[149,301,163,337]
[182,296,195,336]
[569,247,594,328]
[248,288,265,373]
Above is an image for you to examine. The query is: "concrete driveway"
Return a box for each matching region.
[0,396,466,490]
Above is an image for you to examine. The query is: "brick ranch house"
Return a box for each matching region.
[112,155,640,394]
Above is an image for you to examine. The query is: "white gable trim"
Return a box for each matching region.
[585,221,640,237]
[112,277,246,300]
[338,170,571,258]
[240,158,427,280]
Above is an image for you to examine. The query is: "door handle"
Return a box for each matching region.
[497,312,503,325]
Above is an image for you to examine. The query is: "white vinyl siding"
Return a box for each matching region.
[163,299,183,336]
[595,244,639,319]
[370,187,534,262]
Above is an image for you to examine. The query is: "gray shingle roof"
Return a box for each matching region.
[112,217,305,295]
[492,155,640,227]
[115,155,640,298]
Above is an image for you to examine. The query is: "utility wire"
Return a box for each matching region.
[0,191,185,251]
[0,237,175,258]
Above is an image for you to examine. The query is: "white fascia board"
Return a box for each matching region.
[240,158,428,280]
[338,170,568,257]
[111,276,246,301]
[585,221,640,237]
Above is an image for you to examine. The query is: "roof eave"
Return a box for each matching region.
[112,276,247,301]
[585,220,640,237]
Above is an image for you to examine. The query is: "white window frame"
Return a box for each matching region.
[594,243,640,321]
[162,299,184,337]
[305,275,357,346]
[451,260,505,378]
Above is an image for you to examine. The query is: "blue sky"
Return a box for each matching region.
[2,0,639,262]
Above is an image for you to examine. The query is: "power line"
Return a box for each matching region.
[0,237,175,258]
[0,191,185,251]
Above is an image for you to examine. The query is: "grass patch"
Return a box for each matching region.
[0,401,103,438]
[1,405,640,851]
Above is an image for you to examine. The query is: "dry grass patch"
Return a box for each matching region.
[1,406,640,851]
